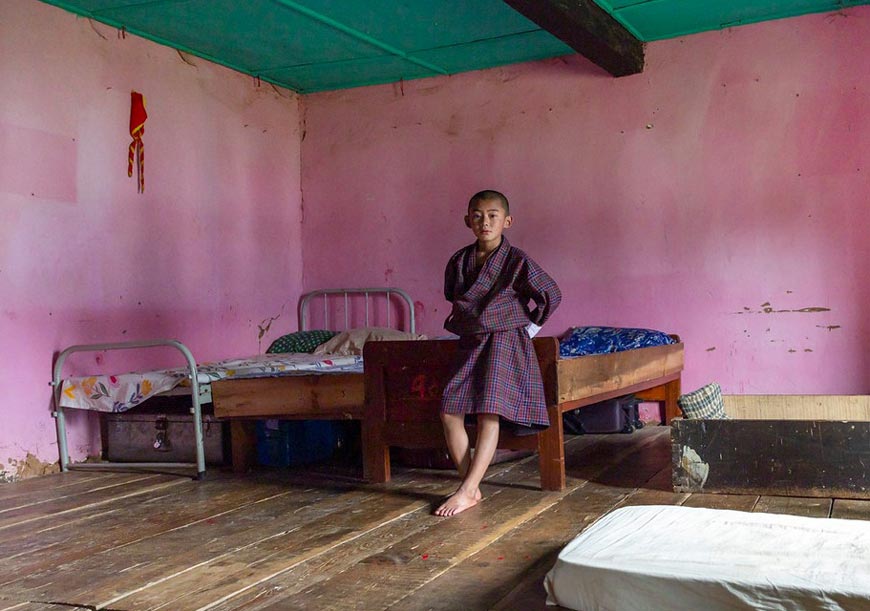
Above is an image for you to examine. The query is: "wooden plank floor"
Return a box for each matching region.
[1,426,869,611]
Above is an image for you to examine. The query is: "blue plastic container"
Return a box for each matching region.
[256,419,338,467]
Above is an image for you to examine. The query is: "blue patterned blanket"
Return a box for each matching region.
[559,326,676,358]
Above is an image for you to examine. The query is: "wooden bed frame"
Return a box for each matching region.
[362,337,684,491]
[210,287,415,474]
[211,373,364,473]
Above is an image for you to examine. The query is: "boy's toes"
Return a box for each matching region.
[434,489,480,517]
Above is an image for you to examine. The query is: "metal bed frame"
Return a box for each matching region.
[298,287,415,334]
[52,339,206,478]
[51,287,415,479]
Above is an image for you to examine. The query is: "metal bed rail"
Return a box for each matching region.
[51,339,205,479]
[298,287,416,333]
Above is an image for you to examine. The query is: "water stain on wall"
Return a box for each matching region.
[414,300,426,327]
[445,113,461,138]
[0,121,77,202]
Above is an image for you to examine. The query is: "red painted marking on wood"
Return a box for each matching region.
[410,374,427,398]
[410,373,441,399]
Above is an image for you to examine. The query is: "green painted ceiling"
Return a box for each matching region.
[600,0,868,41]
[41,0,870,92]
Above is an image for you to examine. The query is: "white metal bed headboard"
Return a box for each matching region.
[298,287,416,334]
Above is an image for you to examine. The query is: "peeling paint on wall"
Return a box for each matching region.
[0,453,59,483]
[735,303,831,315]
[257,305,287,352]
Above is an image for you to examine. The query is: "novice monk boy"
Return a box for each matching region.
[436,190,561,517]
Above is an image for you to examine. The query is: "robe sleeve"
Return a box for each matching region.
[514,256,561,326]
[444,251,461,302]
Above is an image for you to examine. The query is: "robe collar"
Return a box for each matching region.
[458,236,511,304]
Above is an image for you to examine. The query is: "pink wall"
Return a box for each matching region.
[302,7,870,396]
[0,1,304,475]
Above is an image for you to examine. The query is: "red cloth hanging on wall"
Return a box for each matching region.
[128,91,147,193]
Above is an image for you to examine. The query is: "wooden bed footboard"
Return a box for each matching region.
[363,338,684,491]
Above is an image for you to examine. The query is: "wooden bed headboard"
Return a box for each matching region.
[298,287,416,334]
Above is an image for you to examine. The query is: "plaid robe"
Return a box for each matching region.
[441,238,561,429]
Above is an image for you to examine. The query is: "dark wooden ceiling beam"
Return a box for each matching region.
[502,0,644,77]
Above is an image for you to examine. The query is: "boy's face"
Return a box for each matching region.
[465,198,512,248]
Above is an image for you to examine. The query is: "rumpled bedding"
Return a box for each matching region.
[60,352,362,413]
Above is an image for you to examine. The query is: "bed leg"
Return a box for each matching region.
[664,378,681,424]
[538,403,566,491]
[362,420,390,483]
[230,420,258,475]
[52,354,71,472]
[362,358,391,483]
[53,408,70,472]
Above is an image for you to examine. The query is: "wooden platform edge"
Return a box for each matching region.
[673,418,870,500]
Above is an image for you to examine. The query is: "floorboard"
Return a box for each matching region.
[0,425,862,611]
[0,474,184,531]
[754,495,833,518]
[681,493,759,511]
[830,498,870,520]
[0,603,93,611]
[0,471,140,505]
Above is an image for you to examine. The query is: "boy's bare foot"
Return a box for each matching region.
[434,487,482,517]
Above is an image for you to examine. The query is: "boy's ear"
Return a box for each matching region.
[504,215,513,228]
[464,214,471,228]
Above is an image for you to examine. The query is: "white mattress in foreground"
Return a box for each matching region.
[545,504,870,611]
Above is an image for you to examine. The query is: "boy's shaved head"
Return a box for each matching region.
[469,190,510,214]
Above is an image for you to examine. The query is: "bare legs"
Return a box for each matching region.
[435,413,500,517]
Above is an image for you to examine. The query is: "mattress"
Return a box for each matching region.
[545,504,870,611]
[59,352,363,413]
